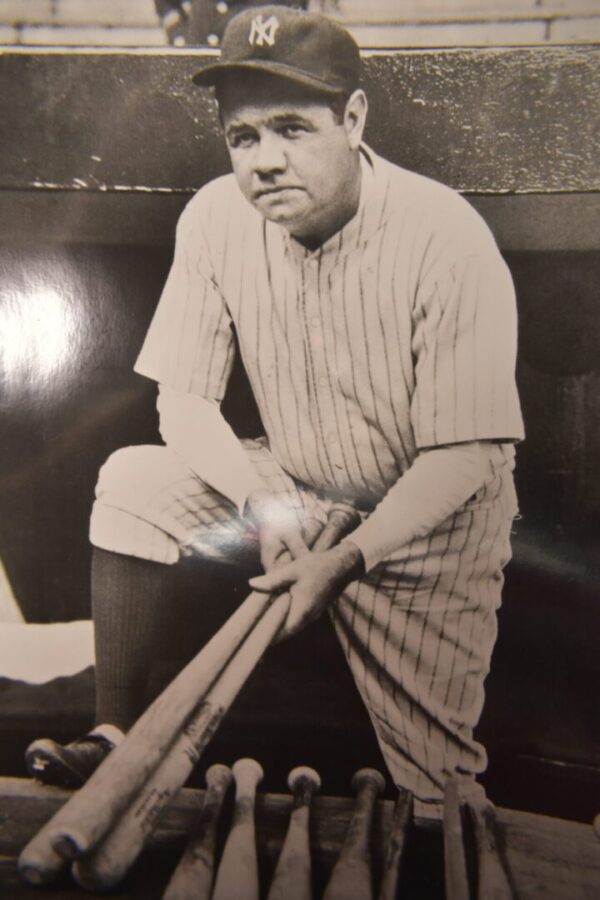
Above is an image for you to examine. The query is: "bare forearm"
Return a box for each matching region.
[157,385,264,512]
[347,441,493,571]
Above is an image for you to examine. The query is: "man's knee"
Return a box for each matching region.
[91,445,196,564]
[90,444,248,566]
[95,445,183,500]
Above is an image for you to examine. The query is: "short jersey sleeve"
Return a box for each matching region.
[134,199,235,401]
[410,251,524,448]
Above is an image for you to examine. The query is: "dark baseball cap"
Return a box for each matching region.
[192,5,361,96]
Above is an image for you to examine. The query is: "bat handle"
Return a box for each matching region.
[211,758,264,900]
[288,765,321,808]
[377,788,413,900]
[323,768,385,900]
[443,779,471,900]
[347,768,386,850]
[162,763,233,900]
[267,766,321,900]
[313,502,361,553]
[231,757,264,805]
[468,799,514,900]
[203,761,234,802]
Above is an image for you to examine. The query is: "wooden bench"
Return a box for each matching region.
[0,45,598,822]
[1,775,599,898]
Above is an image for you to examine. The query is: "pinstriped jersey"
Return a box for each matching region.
[135,146,524,509]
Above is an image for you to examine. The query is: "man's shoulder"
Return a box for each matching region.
[374,152,496,255]
[180,173,248,227]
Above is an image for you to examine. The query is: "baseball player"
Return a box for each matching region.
[26,7,524,819]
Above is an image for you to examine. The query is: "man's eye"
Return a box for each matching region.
[229,132,256,149]
[280,124,305,138]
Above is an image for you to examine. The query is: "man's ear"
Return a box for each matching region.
[343,89,368,150]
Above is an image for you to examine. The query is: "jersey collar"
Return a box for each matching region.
[281,143,391,266]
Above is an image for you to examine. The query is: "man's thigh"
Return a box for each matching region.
[329,496,514,800]
[89,439,329,565]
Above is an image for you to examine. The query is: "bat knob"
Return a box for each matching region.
[288,766,321,794]
[205,763,233,790]
[351,768,386,795]
[232,758,264,790]
[327,504,361,534]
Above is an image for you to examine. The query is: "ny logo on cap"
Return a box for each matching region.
[249,14,280,47]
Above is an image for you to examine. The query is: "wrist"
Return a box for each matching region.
[244,487,272,520]
[335,539,365,583]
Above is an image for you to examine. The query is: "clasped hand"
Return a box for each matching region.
[249,541,364,640]
[245,487,312,572]
[245,489,364,640]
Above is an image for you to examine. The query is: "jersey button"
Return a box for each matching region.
[216,1,228,12]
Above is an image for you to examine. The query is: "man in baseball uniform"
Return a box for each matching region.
[27,6,524,818]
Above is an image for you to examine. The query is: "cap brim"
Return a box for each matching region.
[192,59,347,95]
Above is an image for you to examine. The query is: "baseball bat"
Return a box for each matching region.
[71,595,288,891]
[377,788,413,900]
[267,765,321,900]
[323,768,386,900]
[443,779,470,900]
[21,501,358,882]
[19,592,275,876]
[161,763,233,900]
[68,504,361,891]
[468,799,514,900]
[16,834,67,887]
[593,814,600,840]
[211,758,264,900]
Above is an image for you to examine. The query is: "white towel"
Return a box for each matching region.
[0,621,94,684]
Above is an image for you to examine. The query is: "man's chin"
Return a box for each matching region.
[255,201,304,230]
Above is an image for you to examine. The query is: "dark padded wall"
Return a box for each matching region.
[0,243,263,622]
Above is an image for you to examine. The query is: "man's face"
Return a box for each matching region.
[219,77,364,247]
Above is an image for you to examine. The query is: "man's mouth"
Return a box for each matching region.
[254,186,301,199]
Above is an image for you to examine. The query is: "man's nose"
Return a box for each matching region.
[253,133,286,176]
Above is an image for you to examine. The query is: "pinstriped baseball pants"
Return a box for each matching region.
[90,439,517,816]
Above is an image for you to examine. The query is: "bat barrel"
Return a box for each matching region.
[70,609,283,891]
[19,501,361,889]
[17,838,66,887]
[71,700,231,891]
[20,587,275,871]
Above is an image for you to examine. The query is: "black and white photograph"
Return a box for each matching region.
[0,1,598,897]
